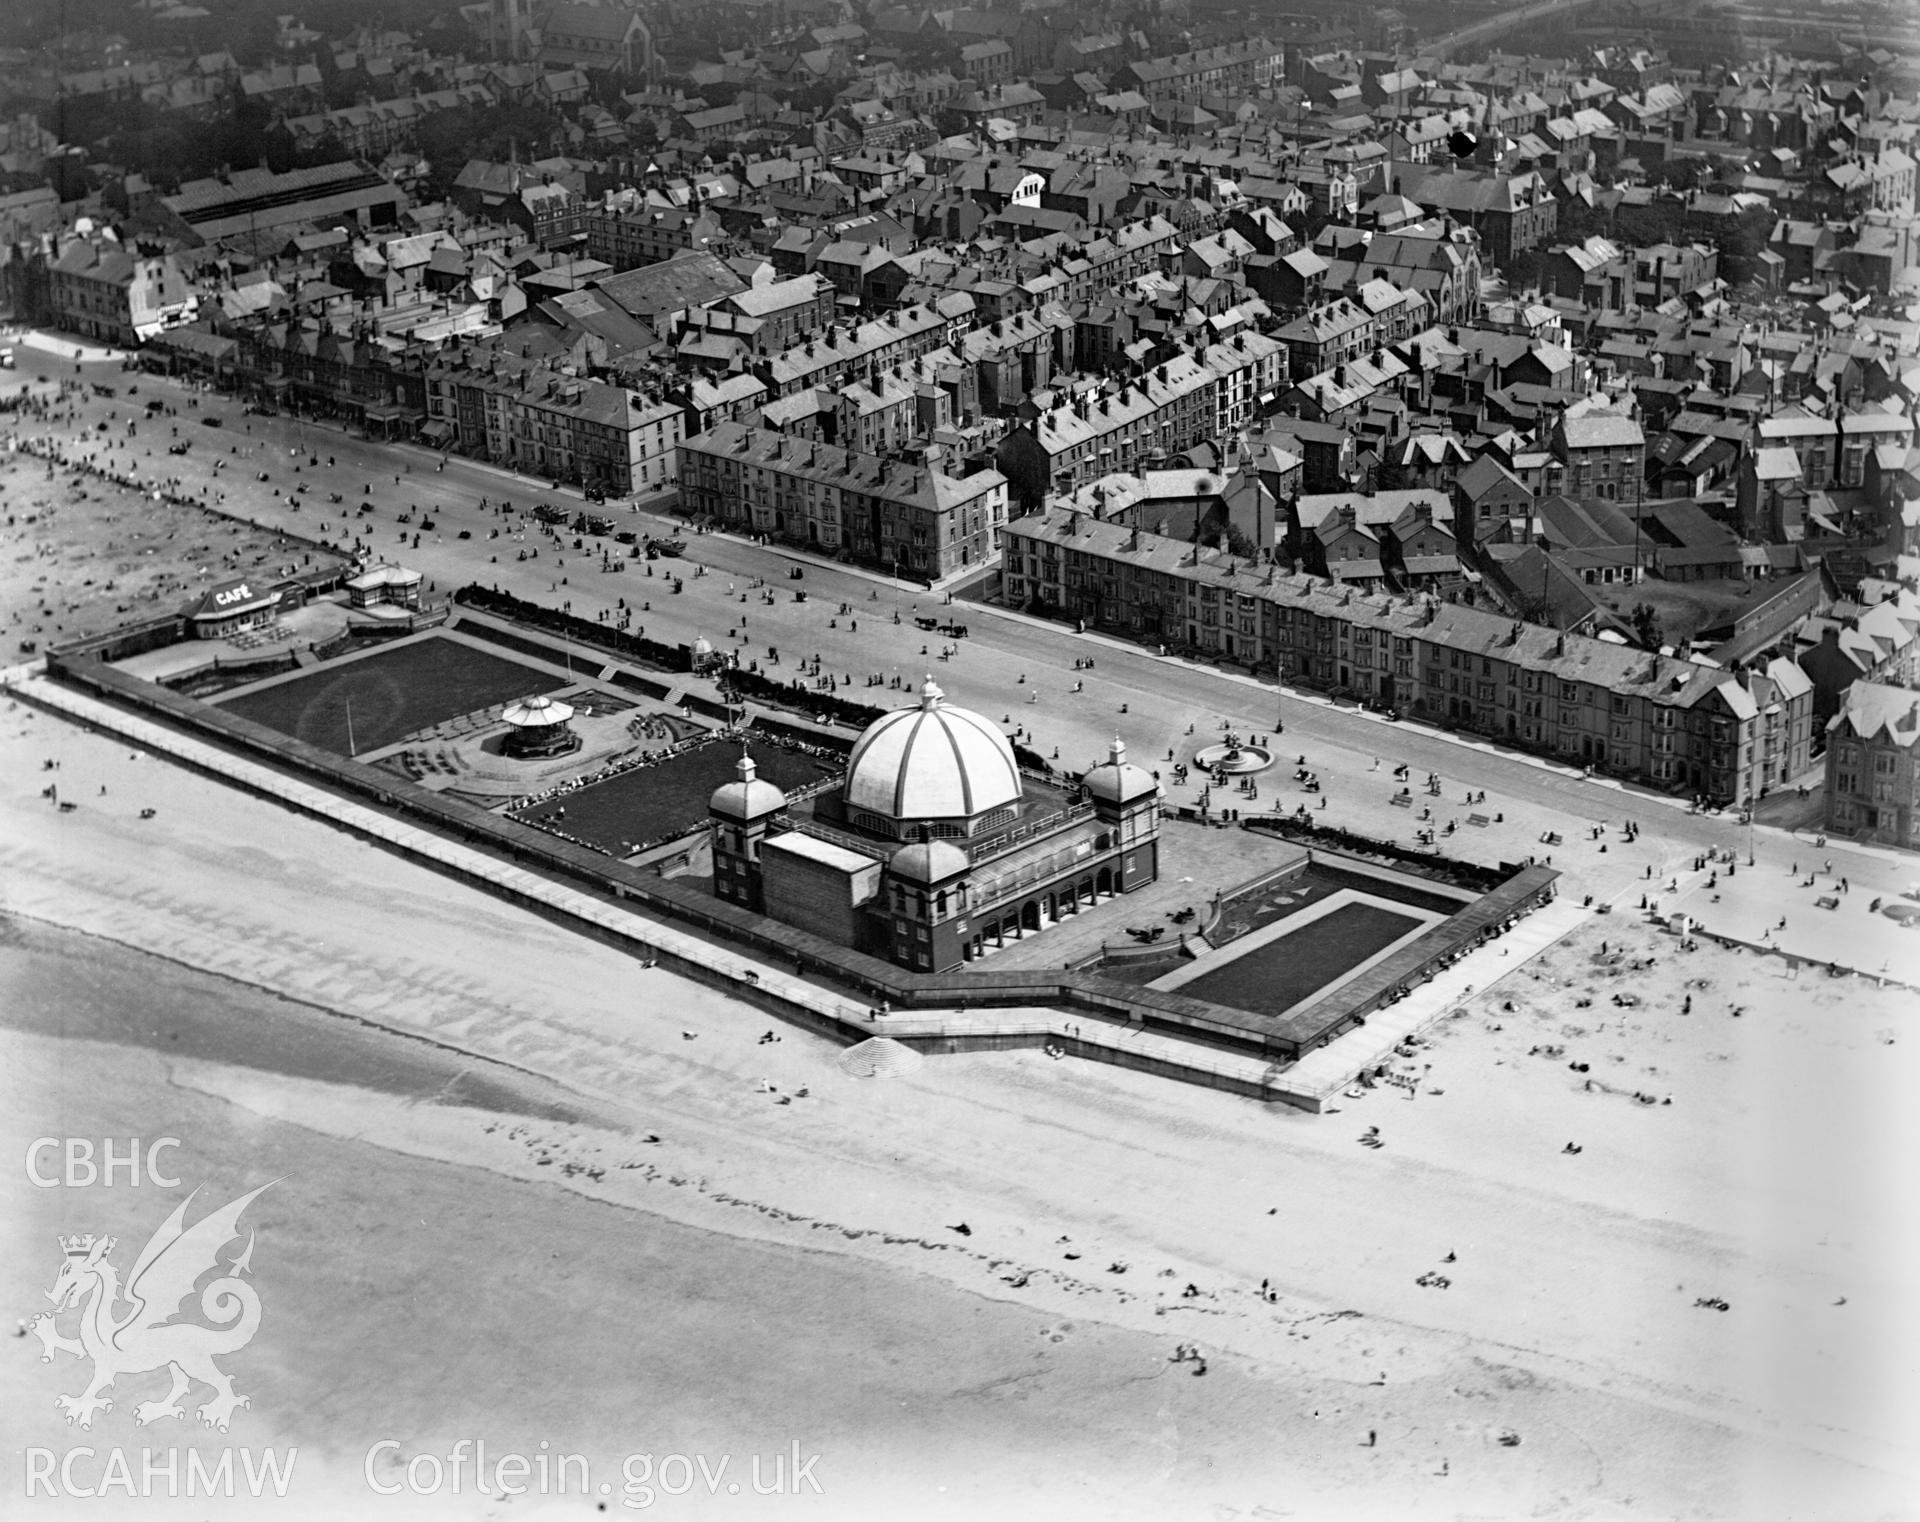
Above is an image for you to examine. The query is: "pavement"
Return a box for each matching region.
[16,330,128,363]
[982,821,1309,971]
[1666,855,1920,987]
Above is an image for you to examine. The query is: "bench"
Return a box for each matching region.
[1816,896,1839,910]
[1389,793,1413,808]
[1540,831,1562,846]
[1467,813,1491,828]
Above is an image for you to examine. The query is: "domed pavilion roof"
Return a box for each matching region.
[889,837,971,884]
[1082,736,1157,805]
[844,678,1021,824]
[500,694,575,729]
[709,747,787,821]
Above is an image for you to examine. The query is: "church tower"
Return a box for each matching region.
[491,0,529,61]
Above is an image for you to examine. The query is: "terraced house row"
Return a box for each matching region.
[993,330,1287,492]
[761,295,975,396]
[423,349,683,494]
[1003,507,1813,805]
[678,419,1010,579]
[890,214,1183,316]
[1122,38,1288,101]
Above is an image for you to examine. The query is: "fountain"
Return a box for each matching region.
[1192,731,1274,776]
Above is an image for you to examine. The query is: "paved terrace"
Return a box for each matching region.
[981,820,1311,971]
[13,664,1567,1110]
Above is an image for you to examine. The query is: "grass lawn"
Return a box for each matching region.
[1595,579,1756,645]
[514,742,842,853]
[1178,900,1424,1016]
[220,636,564,756]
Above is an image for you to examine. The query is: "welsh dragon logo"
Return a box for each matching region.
[30,1182,275,1432]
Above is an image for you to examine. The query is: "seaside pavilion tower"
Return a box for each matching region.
[708,748,788,912]
[1080,736,1162,890]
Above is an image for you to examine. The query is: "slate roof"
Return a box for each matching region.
[593,251,747,318]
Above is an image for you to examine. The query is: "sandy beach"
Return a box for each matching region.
[9,927,1331,1522]
[0,446,348,655]
[4,673,1918,1520]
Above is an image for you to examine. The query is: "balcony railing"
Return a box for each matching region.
[773,799,1099,876]
[780,816,889,861]
[969,799,1095,858]
[968,847,1096,911]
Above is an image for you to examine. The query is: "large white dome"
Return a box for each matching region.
[844,679,1021,824]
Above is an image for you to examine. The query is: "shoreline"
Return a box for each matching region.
[0,924,1528,1522]
[0,902,618,1126]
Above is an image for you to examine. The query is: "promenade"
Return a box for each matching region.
[12,667,1433,1107]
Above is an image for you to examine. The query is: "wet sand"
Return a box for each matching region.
[1,921,1437,1522]
[12,961,1161,1520]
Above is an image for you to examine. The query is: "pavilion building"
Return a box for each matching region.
[186,578,281,640]
[709,680,1161,971]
